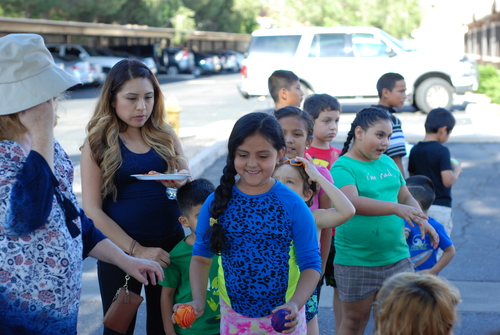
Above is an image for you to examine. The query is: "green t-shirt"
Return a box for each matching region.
[159,236,220,335]
[330,155,410,266]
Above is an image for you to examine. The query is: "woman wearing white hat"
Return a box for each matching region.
[0,34,164,335]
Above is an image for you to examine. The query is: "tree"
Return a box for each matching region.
[58,0,126,23]
[233,0,260,33]
[265,0,422,38]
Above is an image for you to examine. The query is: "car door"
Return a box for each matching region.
[347,32,399,97]
[295,33,355,97]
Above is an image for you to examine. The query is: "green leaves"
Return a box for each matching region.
[0,0,423,37]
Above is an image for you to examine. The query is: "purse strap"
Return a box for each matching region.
[111,275,132,303]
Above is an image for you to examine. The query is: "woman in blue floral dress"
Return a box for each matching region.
[0,34,164,335]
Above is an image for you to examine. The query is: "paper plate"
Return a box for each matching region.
[131,174,191,181]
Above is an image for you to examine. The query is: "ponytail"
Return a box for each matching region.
[340,127,355,156]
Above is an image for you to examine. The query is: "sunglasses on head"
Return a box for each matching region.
[279,157,304,166]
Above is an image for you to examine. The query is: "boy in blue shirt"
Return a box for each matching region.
[404,175,456,275]
[160,179,220,335]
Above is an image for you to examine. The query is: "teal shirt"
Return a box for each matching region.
[330,155,409,266]
[159,236,220,335]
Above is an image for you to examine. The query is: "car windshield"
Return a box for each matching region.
[379,30,414,52]
[81,45,102,56]
[247,35,301,58]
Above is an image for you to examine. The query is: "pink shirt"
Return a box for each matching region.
[310,165,333,210]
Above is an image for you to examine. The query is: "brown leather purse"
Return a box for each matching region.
[102,275,144,334]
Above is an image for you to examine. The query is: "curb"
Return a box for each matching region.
[189,139,228,179]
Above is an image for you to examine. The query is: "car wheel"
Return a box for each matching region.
[167,66,179,76]
[414,78,453,113]
[192,66,202,78]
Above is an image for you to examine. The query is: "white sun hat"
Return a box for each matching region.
[0,33,81,116]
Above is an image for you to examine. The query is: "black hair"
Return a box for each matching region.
[274,106,314,141]
[340,107,392,156]
[273,163,318,207]
[207,112,285,254]
[406,175,436,211]
[303,93,341,120]
[176,178,215,216]
[424,108,456,134]
[268,70,299,103]
[376,72,405,98]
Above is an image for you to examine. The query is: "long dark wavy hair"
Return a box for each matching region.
[207,112,285,254]
[340,107,392,156]
[84,59,179,200]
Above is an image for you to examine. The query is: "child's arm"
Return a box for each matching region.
[179,255,213,319]
[160,286,178,335]
[272,268,321,334]
[419,245,456,275]
[296,155,356,229]
[318,168,334,277]
[442,160,462,188]
[398,186,439,247]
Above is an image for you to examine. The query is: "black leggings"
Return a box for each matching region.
[98,231,185,335]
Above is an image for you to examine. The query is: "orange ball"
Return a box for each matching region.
[174,304,196,328]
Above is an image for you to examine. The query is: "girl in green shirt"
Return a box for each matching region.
[330,107,439,335]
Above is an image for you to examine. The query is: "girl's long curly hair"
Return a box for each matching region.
[83,59,180,201]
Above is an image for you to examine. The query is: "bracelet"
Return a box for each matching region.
[129,239,137,256]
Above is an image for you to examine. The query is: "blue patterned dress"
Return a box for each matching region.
[0,139,104,335]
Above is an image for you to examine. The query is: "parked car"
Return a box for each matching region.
[192,51,221,76]
[239,26,479,113]
[46,43,124,81]
[51,54,103,85]
[164,48,195,75]
[97,48,158,75]
[203,51,223,73]
[220,50,244,72]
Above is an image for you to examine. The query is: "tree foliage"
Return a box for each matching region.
[269,0,422,38]
[0,0,422,37]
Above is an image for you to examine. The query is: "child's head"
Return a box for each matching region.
[268,70,303,107]
[303,94,341,145]
[208,112,285,254]
[425,108,456,142]
[274,106,314,158]
[303,94,341,120]
[340,107,392,159]
[374,272,460,335]
[273,158,317,207]
[376,72,407,109]
[177,178,215,232]
[406,175,435,213]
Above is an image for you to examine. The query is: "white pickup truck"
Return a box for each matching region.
[239,26,478,113]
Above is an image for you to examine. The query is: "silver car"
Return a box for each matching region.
[51,54,101,85]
